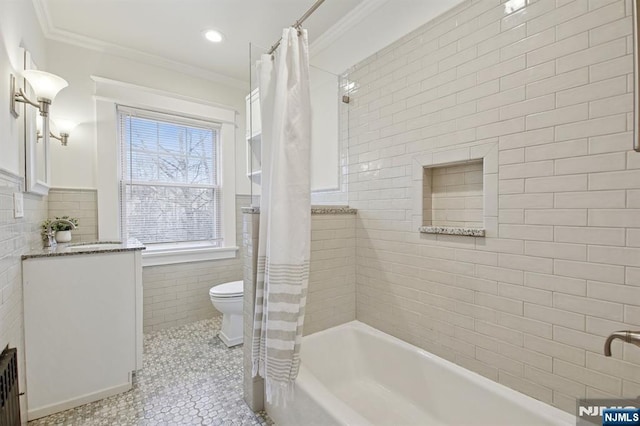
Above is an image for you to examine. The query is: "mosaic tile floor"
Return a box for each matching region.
[29,317,273,426]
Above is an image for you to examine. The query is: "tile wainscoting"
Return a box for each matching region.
[48,188,98,242]
[142,195,251,332]
[0,171,49,418]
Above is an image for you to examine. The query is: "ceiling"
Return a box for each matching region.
[34,0,366,86]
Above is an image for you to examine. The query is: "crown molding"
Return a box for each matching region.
[309,0,388,56]
[31,0,54,36]
[31,0,248,90]
[90,75,239,119]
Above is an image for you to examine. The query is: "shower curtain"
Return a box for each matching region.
[251,27,312,405]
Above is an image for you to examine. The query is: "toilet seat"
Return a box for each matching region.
[209,280,243,298]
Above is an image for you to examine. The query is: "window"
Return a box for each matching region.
[118,106,221,247]
[94,77,237,266]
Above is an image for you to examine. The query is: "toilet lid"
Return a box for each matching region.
[210,280,243,298]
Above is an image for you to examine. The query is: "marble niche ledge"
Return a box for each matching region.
[419,226,485,237]
[242,206,357,215]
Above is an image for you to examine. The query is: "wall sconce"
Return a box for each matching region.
[37,118,78,146]
[10,70,68,118]
[51,119,77,146]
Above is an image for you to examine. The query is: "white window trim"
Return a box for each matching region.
[93,76,237,264]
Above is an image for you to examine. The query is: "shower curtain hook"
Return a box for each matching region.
[294,20,302,36]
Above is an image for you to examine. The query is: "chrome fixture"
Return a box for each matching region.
[604,331,640,356]
[10,70,68,118]
[267,0,325,55]
[43,218,77,248]
[38,119,78,146]
[43,131,70,146]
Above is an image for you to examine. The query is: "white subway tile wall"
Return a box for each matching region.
[0,173,48,417]
[305,214,357,335]
[48,188,98,242]
[346,0,639,413]
[242,210,357,338]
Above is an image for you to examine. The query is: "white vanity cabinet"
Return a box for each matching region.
[22,247,143,420]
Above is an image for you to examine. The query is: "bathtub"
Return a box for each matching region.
[267,321,575,426]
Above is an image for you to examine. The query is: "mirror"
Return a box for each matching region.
[22,49,51,195]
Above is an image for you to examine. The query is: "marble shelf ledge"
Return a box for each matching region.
[419,226,485,237]
[311,206,357,215]
[242,206,357,215]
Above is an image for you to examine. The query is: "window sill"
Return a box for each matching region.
[141,245,239,267]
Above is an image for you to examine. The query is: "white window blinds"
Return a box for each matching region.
[118,106,222,246]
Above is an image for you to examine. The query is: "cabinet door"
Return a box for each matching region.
[23,252,137,418]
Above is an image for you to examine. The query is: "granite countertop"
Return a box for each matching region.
[419,226,486,237]
[242,206,357,215]
[22,239,146,260]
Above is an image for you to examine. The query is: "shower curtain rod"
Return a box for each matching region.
[267,0,326,55]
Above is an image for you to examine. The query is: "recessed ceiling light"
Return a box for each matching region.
[203,30,224,43]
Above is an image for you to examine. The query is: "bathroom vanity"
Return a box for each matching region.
[22,241,144,420]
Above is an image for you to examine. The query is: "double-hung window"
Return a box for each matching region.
[118,106,222,249]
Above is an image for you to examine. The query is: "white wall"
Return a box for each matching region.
[0,0,47,175]
[310,67,340,191]
[44,40,251,194]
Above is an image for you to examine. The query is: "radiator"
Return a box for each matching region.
[0,346,21,426]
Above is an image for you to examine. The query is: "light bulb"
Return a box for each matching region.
[52,118,78,135]
[203,30,224,43]
[22,70,68,101]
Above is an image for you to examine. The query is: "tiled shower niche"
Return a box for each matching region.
[423,160,484,229]
[412,143,498,238]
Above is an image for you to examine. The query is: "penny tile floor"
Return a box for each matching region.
[29,317,272,425]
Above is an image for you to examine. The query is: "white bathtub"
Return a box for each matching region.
[267,321,575,426]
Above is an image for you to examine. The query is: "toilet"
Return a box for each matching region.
[209,280,244,347]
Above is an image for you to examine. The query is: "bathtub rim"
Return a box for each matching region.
[296,320,576,425]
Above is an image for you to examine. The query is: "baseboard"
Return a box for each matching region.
[27,382,132,421]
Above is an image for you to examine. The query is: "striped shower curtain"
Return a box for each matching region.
[251,27,312,405]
